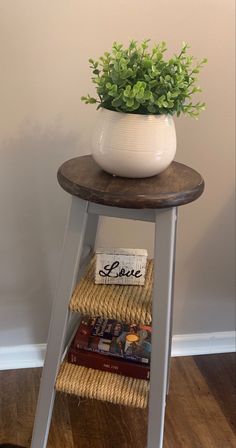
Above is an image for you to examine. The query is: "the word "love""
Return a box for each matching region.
[99,261,142,279]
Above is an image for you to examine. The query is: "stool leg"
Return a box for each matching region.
[31,197,98,448]
[62,210,99,353]
[166,208,178,395]
[147,207,177,448]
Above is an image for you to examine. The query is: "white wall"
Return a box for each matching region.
[0,0,235,348]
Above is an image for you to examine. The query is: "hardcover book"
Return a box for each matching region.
[72,316,152,365]
[68,347,150,380]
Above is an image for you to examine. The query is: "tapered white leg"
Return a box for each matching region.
[166,208,178,395]
[31,196,98,448]
[63,208,99,353]
[147,207,177,448]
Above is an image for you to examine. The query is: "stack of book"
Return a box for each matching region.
[67,316,151,380]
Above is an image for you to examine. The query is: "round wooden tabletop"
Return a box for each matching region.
[57,155,204,209]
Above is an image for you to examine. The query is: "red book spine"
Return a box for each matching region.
[68,348,150,380]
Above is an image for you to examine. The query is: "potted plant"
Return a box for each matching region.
[82,40,207,178]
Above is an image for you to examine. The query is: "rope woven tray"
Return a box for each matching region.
[70,257,153,325]
[55,362,149,408]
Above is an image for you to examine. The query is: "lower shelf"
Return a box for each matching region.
[55,362,149,409]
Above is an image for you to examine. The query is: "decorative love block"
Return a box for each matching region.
[95,248,148,285]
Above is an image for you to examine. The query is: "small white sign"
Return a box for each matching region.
[95,248,148,286]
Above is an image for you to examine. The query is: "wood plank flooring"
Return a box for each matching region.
[0,353,235,447]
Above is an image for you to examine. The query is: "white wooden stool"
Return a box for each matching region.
[30,155,204,448]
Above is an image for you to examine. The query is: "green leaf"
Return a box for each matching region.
[81,39,207,117]
[136,88,144,99]
[156,95,165,107]
[147,104,156,113]
[124,85,132,97]
[112,94,123,108]
[126,98,134,107]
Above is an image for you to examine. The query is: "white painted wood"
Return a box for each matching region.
[172,331,236,356]
[31,197,98,448]
[96,248,147,256]
[147,208,177,448]
[95,248,147,285]
[166,208,178,395]
[28,195,233,448]
[88,202,156,222]
[62,313,82,360]
[63,244,96,353]
[1,331,235,370]
[0,344,46,370]
[64,228,99,354]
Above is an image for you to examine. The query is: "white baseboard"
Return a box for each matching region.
[0,331,235,370]
[172,331,235,357]
[0,343,47,370]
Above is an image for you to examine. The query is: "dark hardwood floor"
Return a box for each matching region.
[0,354,235,447]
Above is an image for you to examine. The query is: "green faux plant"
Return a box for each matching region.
[81,39,207,117]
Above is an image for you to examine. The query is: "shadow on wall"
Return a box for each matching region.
[0,122,83,346]
[176,193,235,334]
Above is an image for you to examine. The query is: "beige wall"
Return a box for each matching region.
[0,0,235,346]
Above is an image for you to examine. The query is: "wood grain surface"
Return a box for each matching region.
[0,354,235,448]
[57,156,204,209]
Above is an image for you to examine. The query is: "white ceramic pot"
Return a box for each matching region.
[91,108,177,178]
